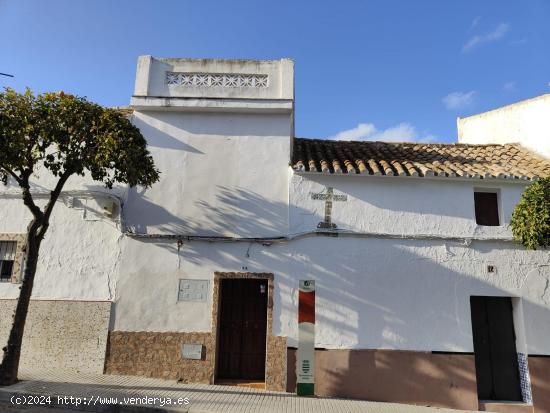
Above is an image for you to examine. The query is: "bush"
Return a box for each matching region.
[511,177,550,250]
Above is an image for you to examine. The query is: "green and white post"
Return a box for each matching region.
[297,280,315,396]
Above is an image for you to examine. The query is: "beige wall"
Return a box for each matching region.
[287,348,478,410]
[0,300,111,374]
[287,349,550,412]
[529,356,550,413]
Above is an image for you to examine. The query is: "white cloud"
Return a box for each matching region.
[329,122,435,143]
[462,23,510,52]
[373,123,417,141]
[503,81,517,92]
[468,16,482,32]
[330,123,377,141]
[442,91,476,110]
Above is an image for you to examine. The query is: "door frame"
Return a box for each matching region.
[212,272,282,386]
[469,295,529,403]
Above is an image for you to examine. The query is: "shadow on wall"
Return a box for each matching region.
[135,111,291,144]
[175,236,550,410]
[119,163,550,410]
[302,173,481,218]
[124,185,290,237]
[122,181,550,352]
[286,348,478,410]
[132,113,205,152]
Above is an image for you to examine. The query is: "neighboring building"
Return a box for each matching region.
[1,56,550,413]
[458,93,550,159]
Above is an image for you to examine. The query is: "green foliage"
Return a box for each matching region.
[511,177,550,250]
[0,88,159,189]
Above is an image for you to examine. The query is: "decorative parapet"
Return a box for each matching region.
[166,72,268,88]
[132,56,293,109]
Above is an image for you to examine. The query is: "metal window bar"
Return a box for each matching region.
[0,241,17,281]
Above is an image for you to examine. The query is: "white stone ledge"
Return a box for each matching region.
[130,96,293,113]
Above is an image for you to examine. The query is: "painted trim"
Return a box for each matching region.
[212,272,286,392]
[130,97,293,113]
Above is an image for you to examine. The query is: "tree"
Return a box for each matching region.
[0,88,159,385]
[511,177,550,250]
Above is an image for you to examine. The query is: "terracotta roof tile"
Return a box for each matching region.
[292,138,550,180]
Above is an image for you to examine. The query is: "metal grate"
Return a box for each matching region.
[0,241,17,282]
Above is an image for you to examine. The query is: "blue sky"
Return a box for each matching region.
[1,0,549,143]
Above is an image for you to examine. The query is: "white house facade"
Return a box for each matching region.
[1,57,550,413]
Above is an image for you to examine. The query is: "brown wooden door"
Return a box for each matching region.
[470,296,523,401]
[217,279,268,380]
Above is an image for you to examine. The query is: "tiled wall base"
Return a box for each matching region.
[104,330,287,391]
[287,348,478,410]
[104,331,214,382]
[0,299,111,374]
[265,335,286,391]
[517,352,533,404]
[106,273,287,391]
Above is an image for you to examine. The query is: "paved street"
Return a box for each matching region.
[0,404,71,412]
[0,369,481,413]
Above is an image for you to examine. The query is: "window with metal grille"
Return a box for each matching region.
[474,191,500,226]
[0,241,17,282]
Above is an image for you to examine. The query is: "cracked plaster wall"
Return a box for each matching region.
[0,193,118,372]
[0,197,120,301]
[115,234,550,354]
[114,171,550,355]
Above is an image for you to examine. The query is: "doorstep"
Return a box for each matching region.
[215,379,266,390]
[479,401,534,413]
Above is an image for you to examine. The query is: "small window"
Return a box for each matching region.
[0,260,13,282]
[0,241,17,282]
[474,192,500,226]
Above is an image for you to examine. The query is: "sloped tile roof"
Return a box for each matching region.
[292,138,550,180]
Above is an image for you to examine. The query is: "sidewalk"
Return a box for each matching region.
[0,369,480,413]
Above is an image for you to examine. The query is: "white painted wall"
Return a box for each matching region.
[2,55,549,362]
[123,110,291,237]
[114,233,550,355]
[290,173,525,239]
[0,134,127,301]
[115,171,550,355]
[458,93,550,160]
[0,194,120,301]
[113,56,550,356]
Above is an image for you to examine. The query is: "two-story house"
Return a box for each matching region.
[1,57,549,413]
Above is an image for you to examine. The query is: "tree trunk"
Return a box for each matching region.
[0,223,42,386]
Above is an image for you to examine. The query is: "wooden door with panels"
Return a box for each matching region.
[470,296,523,401]
[217,278,268,381]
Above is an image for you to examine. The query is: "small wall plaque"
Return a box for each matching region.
[178,279,209,302]
[181,343,204,360]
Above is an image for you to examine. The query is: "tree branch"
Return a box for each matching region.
[17,170,44,221]
[37,170,71,240]
[0,165,22,186]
